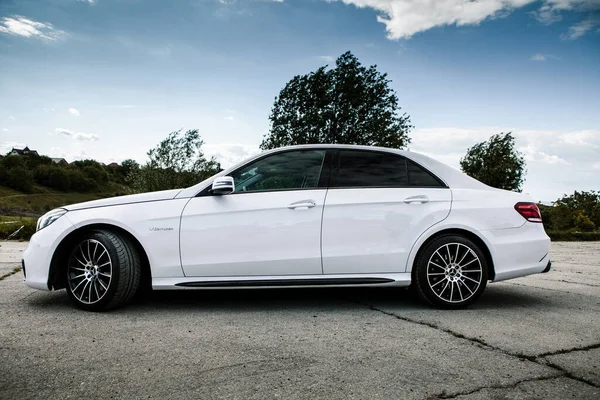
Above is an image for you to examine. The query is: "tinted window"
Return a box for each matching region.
[407,160,444,187]
[335,150,408,187]
[231,150,325,192]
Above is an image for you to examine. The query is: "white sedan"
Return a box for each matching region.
[23,145,551,311]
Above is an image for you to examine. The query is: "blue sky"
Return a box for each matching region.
[1,0,599,201]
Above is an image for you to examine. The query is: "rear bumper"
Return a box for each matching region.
[542,260,552,273]
[481,222,551,282]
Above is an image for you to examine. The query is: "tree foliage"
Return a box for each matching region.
[261,51,413,150]
[460,132,526,192]
[133,129,221,192]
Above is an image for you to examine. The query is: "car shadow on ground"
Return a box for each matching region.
[25,283,548,314]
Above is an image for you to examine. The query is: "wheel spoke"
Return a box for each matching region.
[456,280,464,301]
[435,250,448,267]
[98,261,111,269]
[446,244,452,263]
[78,244,89,264]
[69,273,86,281]
[98,272,111,278]
[429,261,445,270]
[92,241,99,263]
[457,247,470,265]
[439,280,450,297]
[93,281,101,301]
[458,279,474,295]
[431,277,447,288]
[454,244,460,264]
[450,281,454,301]
[78,280,91,301]
[462,275,481,285]
[427,272,445,276]
[87,241,92,266]
[98,279,108,291]
[461,258,478,268]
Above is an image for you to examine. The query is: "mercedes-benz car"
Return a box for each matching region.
[22,144,551,311]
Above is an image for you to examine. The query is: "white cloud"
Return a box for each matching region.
[68,108,80,116]
[319,55,335,62]
[331,0,600,39]
[530,53,559,61]
[48,146,89,162]
[203,144,260,168]
[224,116,235,120]
[2,128,8,132]
[121,105,136,108]
[561,18,599,39]
[77,0,95,4]
[43,107,56,112]
[0,15,66,41]
[0,141,26,154]
[8,116,15,121]
[55,128,99,141]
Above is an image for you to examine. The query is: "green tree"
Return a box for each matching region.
[554,190,600,228]
[260,51,413,150]
[133,129,221,192]
[460,132,526,192]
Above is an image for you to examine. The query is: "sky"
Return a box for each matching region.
[0,0,599,202]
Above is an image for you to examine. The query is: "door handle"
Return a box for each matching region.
[404,195,429,204]
[288,200,317,210]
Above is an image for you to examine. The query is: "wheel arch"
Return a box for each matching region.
[48,223,151,290]
[408,228,496,281]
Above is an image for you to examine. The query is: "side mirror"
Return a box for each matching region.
[211,176,235,195]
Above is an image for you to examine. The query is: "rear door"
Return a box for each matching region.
[321,149,451,274]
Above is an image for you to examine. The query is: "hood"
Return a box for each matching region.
[63,189,183,211]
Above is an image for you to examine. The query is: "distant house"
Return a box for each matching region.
[9,146,39,156]
[107,162,119,168]
[51,157,68,166]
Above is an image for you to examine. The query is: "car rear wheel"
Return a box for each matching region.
[66,230,141,311]
[413,235,488,309]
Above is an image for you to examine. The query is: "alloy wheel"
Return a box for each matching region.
[67,239,113,304]
[426,243,483,303]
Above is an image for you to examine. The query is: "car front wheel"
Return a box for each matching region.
[65,230,141,311]
[413,235,488,309]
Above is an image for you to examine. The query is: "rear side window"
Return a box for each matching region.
[407,160,445,187]
[332,150,445,188]
[334,150,408,187]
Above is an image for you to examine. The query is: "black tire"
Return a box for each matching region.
[413,235,488,309]
[65,229,141,311]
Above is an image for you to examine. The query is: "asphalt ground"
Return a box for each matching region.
[1,241,599,399]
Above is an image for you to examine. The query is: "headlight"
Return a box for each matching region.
[37,208,67,231]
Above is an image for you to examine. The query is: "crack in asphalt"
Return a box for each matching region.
[426,374,562,399]
[361,303,600,397]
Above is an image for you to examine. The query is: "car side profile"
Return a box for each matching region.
[22,144,551,311]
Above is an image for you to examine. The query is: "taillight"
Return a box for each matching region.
[514,202,543,223]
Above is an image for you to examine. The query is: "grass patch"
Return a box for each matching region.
[0,216,37,240]
[0,184,131,217]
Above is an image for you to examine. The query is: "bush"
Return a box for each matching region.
[546,231,600,241]
[66,169,98,192]
[4,167,34,193]
[34,165,70,191]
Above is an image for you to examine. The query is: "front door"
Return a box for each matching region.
[180,149,328,277]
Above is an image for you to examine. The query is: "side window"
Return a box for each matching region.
[335,150,408,188]
[407,160,444,187]
[231,150,326,193]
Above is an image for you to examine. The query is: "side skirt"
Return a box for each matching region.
[152,273,412,290]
